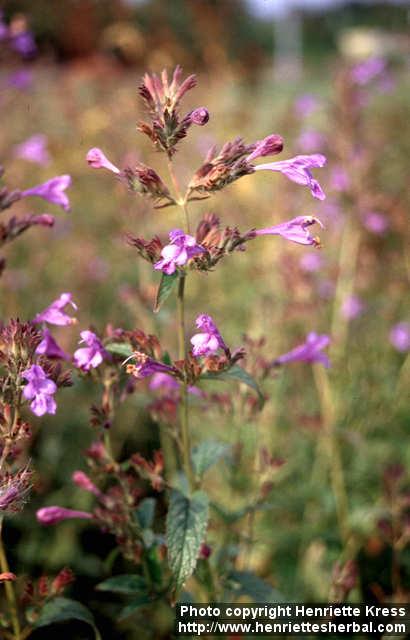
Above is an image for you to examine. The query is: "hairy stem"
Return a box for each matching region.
[177,275,194,489]
[0,518,20,640]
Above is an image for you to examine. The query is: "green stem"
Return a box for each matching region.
[0,518,20,640]
[313,365,349,547]
[177,275,194,489]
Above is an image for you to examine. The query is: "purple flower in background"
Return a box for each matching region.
[21,365,57,417]
[36,506,92,526]
[22,175,71,212]
[13,134,50,165]
[7,69,33,90]
[341,295,365,320]
[35,328,70,360]
[149,372,180,392]
[34,293,77,326]
[294,94,319,118]
[363,212,389,235]
[86,147,120,174]
[274,332,330,368]
[10,30,37,58]
[0,12,8,40]
[191,314,228,357]
[189,107,210,126]
[297,130,326,153]
[254,215,323,247]
[389,322,410,353]
[73,331,107,371]
[154,229,205,275]
[125,353,176,380]
[351,57,385,85]
[246,134,284,162]
[254,154,327,200]
[330,166,350,192]
[299,251,323,273]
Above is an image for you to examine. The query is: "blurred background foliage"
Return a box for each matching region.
[0,0,409,638]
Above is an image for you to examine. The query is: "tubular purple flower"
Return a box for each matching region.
[86,147,120,174]
[73,330,107,371]
[254,215,324,247]
[35,327,70,360]
[246,134,284,162]
[154,229,205,275]
[22,175,72,212]
[274,332,330,368]
[125,352,176,380]
[34,293,77,326]
[253,154,327,200]
[149,372,203,397]
[21,364,57,417]
[36,506,92,526]
[72,471,102,498]
[13,134,50,165]
[190,314,228,357]
[189,107,210,126]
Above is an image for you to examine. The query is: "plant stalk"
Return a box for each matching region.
[0,518,20,640]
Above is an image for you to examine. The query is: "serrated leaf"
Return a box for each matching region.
[166,489,209,588]
[119,595,155,620]
[96,574,147,594]
[135,497,156,529]
[191,440,231,478]
[104,342,133,358]
[33,597,100,639]
[201,365,265,408]
[227,570,283,603]
[154,273,178,313]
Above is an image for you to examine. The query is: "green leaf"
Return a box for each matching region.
[119,595,155,620]
[227,570,283,603]
[191,440,231,478]
[33,597,100,639]
[201,365,265,408]
[154,273,178,313]
[166,489,209,588]
[135,497,156,529]
[96,574,147,595]
[104,342,133,358]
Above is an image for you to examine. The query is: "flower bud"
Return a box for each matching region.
[72,471,102,498]
[190,107,210,126]
[36,506,92,526]
[86,148,120,174]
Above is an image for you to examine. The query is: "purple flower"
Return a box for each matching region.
[294,94,319,118]
[189,107,210,126]
[190,314,227,357]
[13,134,50,165]
[341,295,365,320]
[72,471,102,498]
[22,175,71,212]
[389,322,410,353]
[21,365,57,417]
[86,147,120,174]
[330,166,350,192]
[351,57,385,85]
[149,372,202,397]
[254,215,323,247]
[299,252,323,273]
[297,130,326,153]
[254,154,327,200]
[154,229,205,275]
[274,332,330,368]
[35,328,70,360]
[73,331,107,371]
[10,30,37,58]
[34,293,77,326]
[246,134,284,162]
[125,353,176,380]
[7,69,33,90]
[36,506,92,526]
[363,211,389,235]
